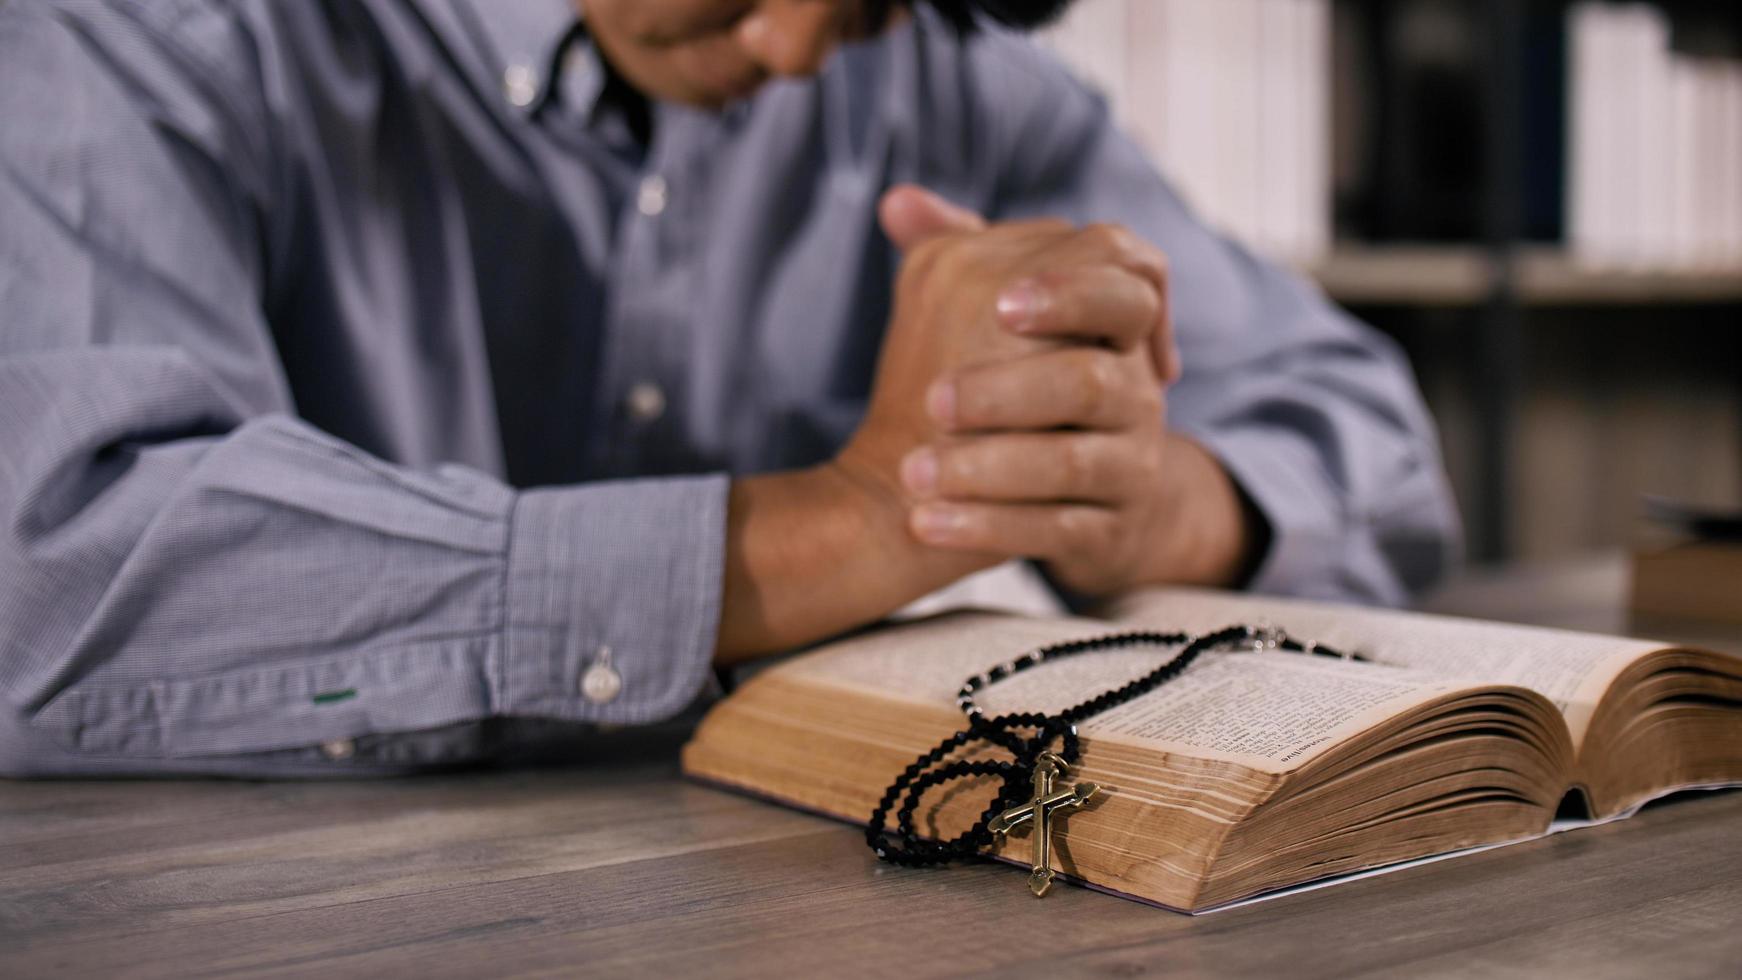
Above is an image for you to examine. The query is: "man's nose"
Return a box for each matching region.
[735,0,842,78]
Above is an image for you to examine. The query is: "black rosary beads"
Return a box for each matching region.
[865,623,1359,895]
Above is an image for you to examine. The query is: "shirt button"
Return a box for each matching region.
[626,381,666,423]
[503,64,537,108]
[320,738,356,761]
[582,646,622,705]
[637,175,668,217]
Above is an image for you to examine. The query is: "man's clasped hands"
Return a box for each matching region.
[843,184,1190,596]
[718,185,1249,662]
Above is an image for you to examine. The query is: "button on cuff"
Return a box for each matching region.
[581,646,623,704]
[501,477,729,725]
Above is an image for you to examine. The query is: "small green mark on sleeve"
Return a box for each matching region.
[312,688,357,706]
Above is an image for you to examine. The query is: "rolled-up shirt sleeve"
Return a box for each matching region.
[0,4,724,776]
[968,29,1462,605]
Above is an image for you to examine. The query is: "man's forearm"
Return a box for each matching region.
[715,461,983,665]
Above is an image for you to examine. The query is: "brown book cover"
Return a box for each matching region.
[1631,497,1742,626]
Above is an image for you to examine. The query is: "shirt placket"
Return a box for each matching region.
[594,106,712,478]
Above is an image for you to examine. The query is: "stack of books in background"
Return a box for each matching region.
[1568,2,1742,270]
[1039,0,1334,264]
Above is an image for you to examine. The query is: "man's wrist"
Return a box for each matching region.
[1139,432,1265,589]
[715,459,972,665]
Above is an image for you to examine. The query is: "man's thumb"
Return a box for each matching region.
[878,184,986,252]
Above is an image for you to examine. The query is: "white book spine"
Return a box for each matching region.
[1298,0,1333,261]
[1257,0,1296,258]
[1603,5,1643,266]
[1567,3,1607,264]
[1714,62,1742,266]
[1669,58,1701,268]
[1218,0,1264,249]
[1160,0,1225,230]
[1636,4,1676,268]
[1693,59,1733,269]
[1593,5,1625,266]
[1254,0,1330,264]
[1123,0,1172,168]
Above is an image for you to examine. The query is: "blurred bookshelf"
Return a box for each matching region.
[1042,0,1742,564]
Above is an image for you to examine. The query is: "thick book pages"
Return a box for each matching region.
[682,588,1742,912]
[1112,590,1742,817]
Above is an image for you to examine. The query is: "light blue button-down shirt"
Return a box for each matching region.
[0,0,1459,776]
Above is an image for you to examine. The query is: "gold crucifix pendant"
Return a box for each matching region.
[987,751,1099,897]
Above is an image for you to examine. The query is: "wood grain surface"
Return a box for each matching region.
[3,556,1739,979]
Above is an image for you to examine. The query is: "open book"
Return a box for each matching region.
[681,588,1742,912]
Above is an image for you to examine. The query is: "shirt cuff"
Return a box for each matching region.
[1186,426,1370,602]
[499,474,729,724]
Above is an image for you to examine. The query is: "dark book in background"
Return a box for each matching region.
[1661,0,1742,60]
[1519,4,1568,242]
[1335,0,1565,244]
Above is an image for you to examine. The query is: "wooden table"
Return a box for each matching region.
[5,555,1740,978]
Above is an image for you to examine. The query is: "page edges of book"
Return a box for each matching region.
[1112,586,1665,749]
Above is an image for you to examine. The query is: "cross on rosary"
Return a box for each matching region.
[987,750,1099,897]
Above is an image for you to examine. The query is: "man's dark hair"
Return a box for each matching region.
[931,0,1076,30]
[865,0,1077,33]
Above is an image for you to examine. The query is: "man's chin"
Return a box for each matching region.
[669,53,768,108]
[697,74,766,107]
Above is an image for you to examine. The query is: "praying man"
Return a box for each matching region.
[0,0,1459,776]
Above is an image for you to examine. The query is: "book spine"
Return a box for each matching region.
[1639,5,1676,268]
[1669,57,1700,268]
[1257,0,1294,258]
[1299,0,1333,260]
[1567,3,1601,263]
[1160,0,1224,229]
[1218,0,1263,251]
[1123,0,1171,170]
[1726,63,1742,265]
